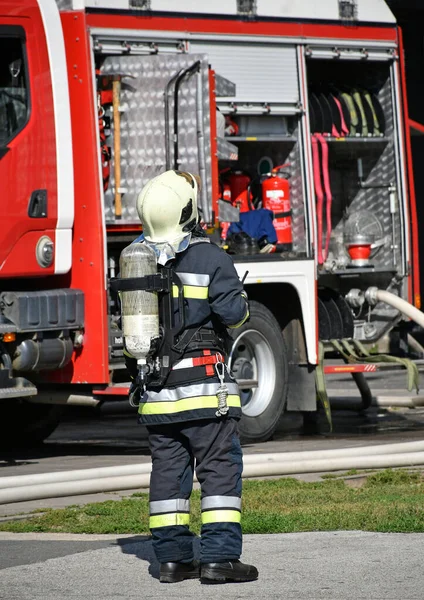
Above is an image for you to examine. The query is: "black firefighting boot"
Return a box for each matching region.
[200,559,259,584]
[159,560,200,583]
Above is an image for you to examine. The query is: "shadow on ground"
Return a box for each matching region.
[117,534,201,581]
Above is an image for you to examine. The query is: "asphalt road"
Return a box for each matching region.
[0,531,423,599]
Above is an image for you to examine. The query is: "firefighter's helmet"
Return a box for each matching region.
[137,170,201,251]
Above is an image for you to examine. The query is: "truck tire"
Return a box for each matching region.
[229,300,288,443]
[0,400,63,449]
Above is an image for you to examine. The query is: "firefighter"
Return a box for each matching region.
[125,170,258,584]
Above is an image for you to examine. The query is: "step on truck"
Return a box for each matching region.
[0,0,421,447]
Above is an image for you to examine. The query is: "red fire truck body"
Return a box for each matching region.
[0,0,420,446]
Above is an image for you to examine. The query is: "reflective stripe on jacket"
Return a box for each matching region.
[138,380,241,425]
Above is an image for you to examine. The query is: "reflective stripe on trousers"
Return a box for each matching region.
[201,495,242,525]
[149,498,190,529]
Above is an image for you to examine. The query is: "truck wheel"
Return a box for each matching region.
[229,300,288,443]
[0,400,63,449]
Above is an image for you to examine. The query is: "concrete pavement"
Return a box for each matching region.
[0,531,423,599]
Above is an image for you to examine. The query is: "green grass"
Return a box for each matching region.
[1,469,424,535]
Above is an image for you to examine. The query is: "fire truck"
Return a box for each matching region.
[0,0,421,447]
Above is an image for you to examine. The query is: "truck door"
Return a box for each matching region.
[0,0,73,278]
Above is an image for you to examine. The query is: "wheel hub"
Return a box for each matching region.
[232,357,254,380]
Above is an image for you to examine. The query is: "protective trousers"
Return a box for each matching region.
[147,417,243,564]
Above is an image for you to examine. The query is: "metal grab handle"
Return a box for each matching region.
[164,61,201,170]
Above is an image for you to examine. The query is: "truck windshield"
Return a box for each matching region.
[0,36,29,147]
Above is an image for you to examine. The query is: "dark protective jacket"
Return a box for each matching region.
[124,237,249,425]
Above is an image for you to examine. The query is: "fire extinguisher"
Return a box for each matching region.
[262,164,292,251]
[227,171,254,213]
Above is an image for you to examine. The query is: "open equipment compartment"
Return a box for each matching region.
[219,113,309,256]
[306,53,410,343]
[199,39,310,257]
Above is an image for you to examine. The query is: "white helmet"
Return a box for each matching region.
[137,170,200,251]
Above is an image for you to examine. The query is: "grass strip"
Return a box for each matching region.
[1,469,423,535]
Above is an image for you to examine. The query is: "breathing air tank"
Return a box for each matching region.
[119,243,159,363]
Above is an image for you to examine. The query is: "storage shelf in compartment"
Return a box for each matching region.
[327,267,396,276]
[325,137,390,159]
[232,252,309,263]
[229,135,297,143]
[325,137,389,143]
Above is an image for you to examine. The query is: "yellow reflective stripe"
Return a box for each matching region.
[139,395,241,415]
[172,284,209,299]
[149,513,190,529]
[228,308,250,329]
[201,509,241,525]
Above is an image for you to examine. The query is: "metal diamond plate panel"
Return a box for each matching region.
[214,73,236,98]
[101,54,212,224]
[286,135,306,253]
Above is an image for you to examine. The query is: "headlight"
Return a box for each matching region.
[36,236,54,268]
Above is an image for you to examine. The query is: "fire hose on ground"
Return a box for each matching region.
[2,441,424,504]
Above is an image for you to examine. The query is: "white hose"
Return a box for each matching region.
[407,333,424,357]
[0,475,151,505]
[0,463,153,489]
[243,439,424,464]
[2,451,424,505]
[369,288,424,328]
[3,440,424,490]
[26,393,100,407]
[241,451,424,478]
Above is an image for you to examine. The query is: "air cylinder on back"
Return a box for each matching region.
[119,242,159,362]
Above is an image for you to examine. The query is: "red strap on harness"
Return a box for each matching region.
[191,355,222,367]
[205,364,215,376]
[172,352,224,375]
